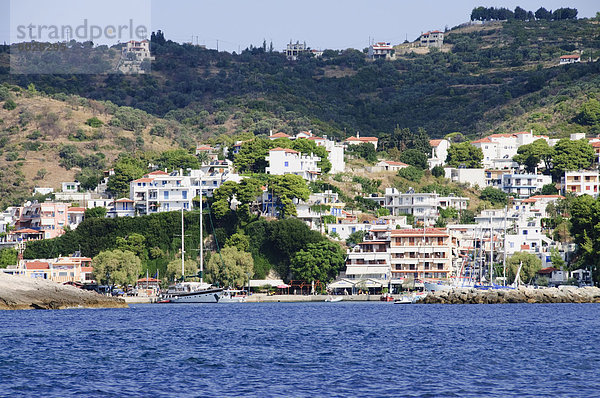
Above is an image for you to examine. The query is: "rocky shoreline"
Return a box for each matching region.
[0,273,128,310]
[421,286,600,304]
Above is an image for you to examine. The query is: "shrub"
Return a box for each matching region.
[3,99,16,110]
[85,117,104,128]
[431,165,445,178]
[397,166,424,182]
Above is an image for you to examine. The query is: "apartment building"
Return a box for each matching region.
[501,173,552,198]
[377,188,469,226]
[389,228,457,281]
[5,256,94,284]
[471,131,547,169]
[15,202,69,239]
[561,170,600,197]
[265,147,321,181]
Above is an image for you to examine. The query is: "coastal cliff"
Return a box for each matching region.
[422,286,600,304]
[0,273,128,310]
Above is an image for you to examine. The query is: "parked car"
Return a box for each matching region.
[111,288,125,297]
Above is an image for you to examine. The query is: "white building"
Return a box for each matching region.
[265,147,321,181]
[419,30,444,48]
[471,131,548,169]
[130,166,242,215]
[375,188,469,226]
[286,41,307,61]
[344,132,378,149]
[327,216,408,241]
[561,170,600,197]
[368,42,396,61]
[501,173,552,198]
[119,40,154,74]
[296,190,345,232]
[372,160,409,172]
[428,139,450,168]
[444,168,486,188]
[559,54,580,65]
[107,198,136,218]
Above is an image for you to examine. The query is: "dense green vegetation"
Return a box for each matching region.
[2,17,599,140]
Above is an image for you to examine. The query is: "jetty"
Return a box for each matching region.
[421,286,600,304]
[0,272,128,310]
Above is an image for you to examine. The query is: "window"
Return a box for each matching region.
[284,161,289,167]
[182,191,187,199]
[164,191,169,199]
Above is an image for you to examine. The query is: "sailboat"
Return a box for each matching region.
[162,184,224,303]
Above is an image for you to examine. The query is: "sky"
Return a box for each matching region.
[1,0,598,52]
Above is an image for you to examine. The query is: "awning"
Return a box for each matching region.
[328,279,355,289]
[276,284,290,289]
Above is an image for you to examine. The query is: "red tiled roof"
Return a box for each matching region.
[133,178,154,183]
[270,132,291,138]
[560,54,580,59]
[67,207,85,212]
[147,170,169,176]
[429,139,443,147]
[25,261,50,270]
[114,198,134,203]
[270,147,299,154]
[471,137,492,144]
[12,228,42,234]
[346,136,378,142]
[308,136,325,141]
[538,267,559,274]
[196,145,213,150]
[385,161,409,166]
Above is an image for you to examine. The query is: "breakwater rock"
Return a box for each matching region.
[0,272,128,310]
[421,286,600,304]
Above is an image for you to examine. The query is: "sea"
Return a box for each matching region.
[1,302,599,397]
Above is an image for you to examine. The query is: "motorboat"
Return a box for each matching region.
[220,289,248,303]
[325,295,343,302]
[163,281,223,303]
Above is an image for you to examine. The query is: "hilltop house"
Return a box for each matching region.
[286,41,308,61]
[368,42,396,61]
[471,131,548,169]
[428,139,450,168]
[559,54,580,65]
[344,132,379,149]
[419,31,444,48]
[118,40,154,74]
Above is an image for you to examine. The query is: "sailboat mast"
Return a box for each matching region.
[181,208,185,279]
[199,177,203,284]
[503,206,507,286]
[490,212,493,285]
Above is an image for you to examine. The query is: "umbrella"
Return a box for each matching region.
[277,284,290,289]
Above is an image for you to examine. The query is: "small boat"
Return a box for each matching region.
[380,293,394,302]
[220,289,247,303]
[325,295,343,302]
[424,281,453,292]
[394,292,428,304]
[162,281,223,303]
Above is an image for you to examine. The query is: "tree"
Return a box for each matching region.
[92,249,142,286]
[507,252,542,284]
[205,246,254,287]
[390,126,431,154]
[514,6,527,20]
[479,187,508,206]
[155,149,200,171]
[346,230,365,247]
[447,142,483,168]
[233,138,272,173]
[0,248,17,268]
[167,259,198,281]
[540,184,558,195]
[107,156,147,198]
[85,207,107,219]
[397,166,423,182]
[431,165,445,178]
[513,139,553,172]
[225,232,250,252]
[116,233,147,260]
[577,99,600,126]
[268,174,310,218]
[535,7,552,20]
[398,149,428,169]
[550,248,566,270]
[290,240,345,283]
[346,143,377,163]
[551,139,595,178]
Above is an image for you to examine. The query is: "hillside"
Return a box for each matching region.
[0,85,184,208]
[1,18,599,140]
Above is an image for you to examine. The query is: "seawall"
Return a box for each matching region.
[0,272,128,310]
[421,286,600,304]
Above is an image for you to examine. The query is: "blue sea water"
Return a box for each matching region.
[1,302,599,397]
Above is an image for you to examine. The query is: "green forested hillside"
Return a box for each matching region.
[1,18,600,140]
